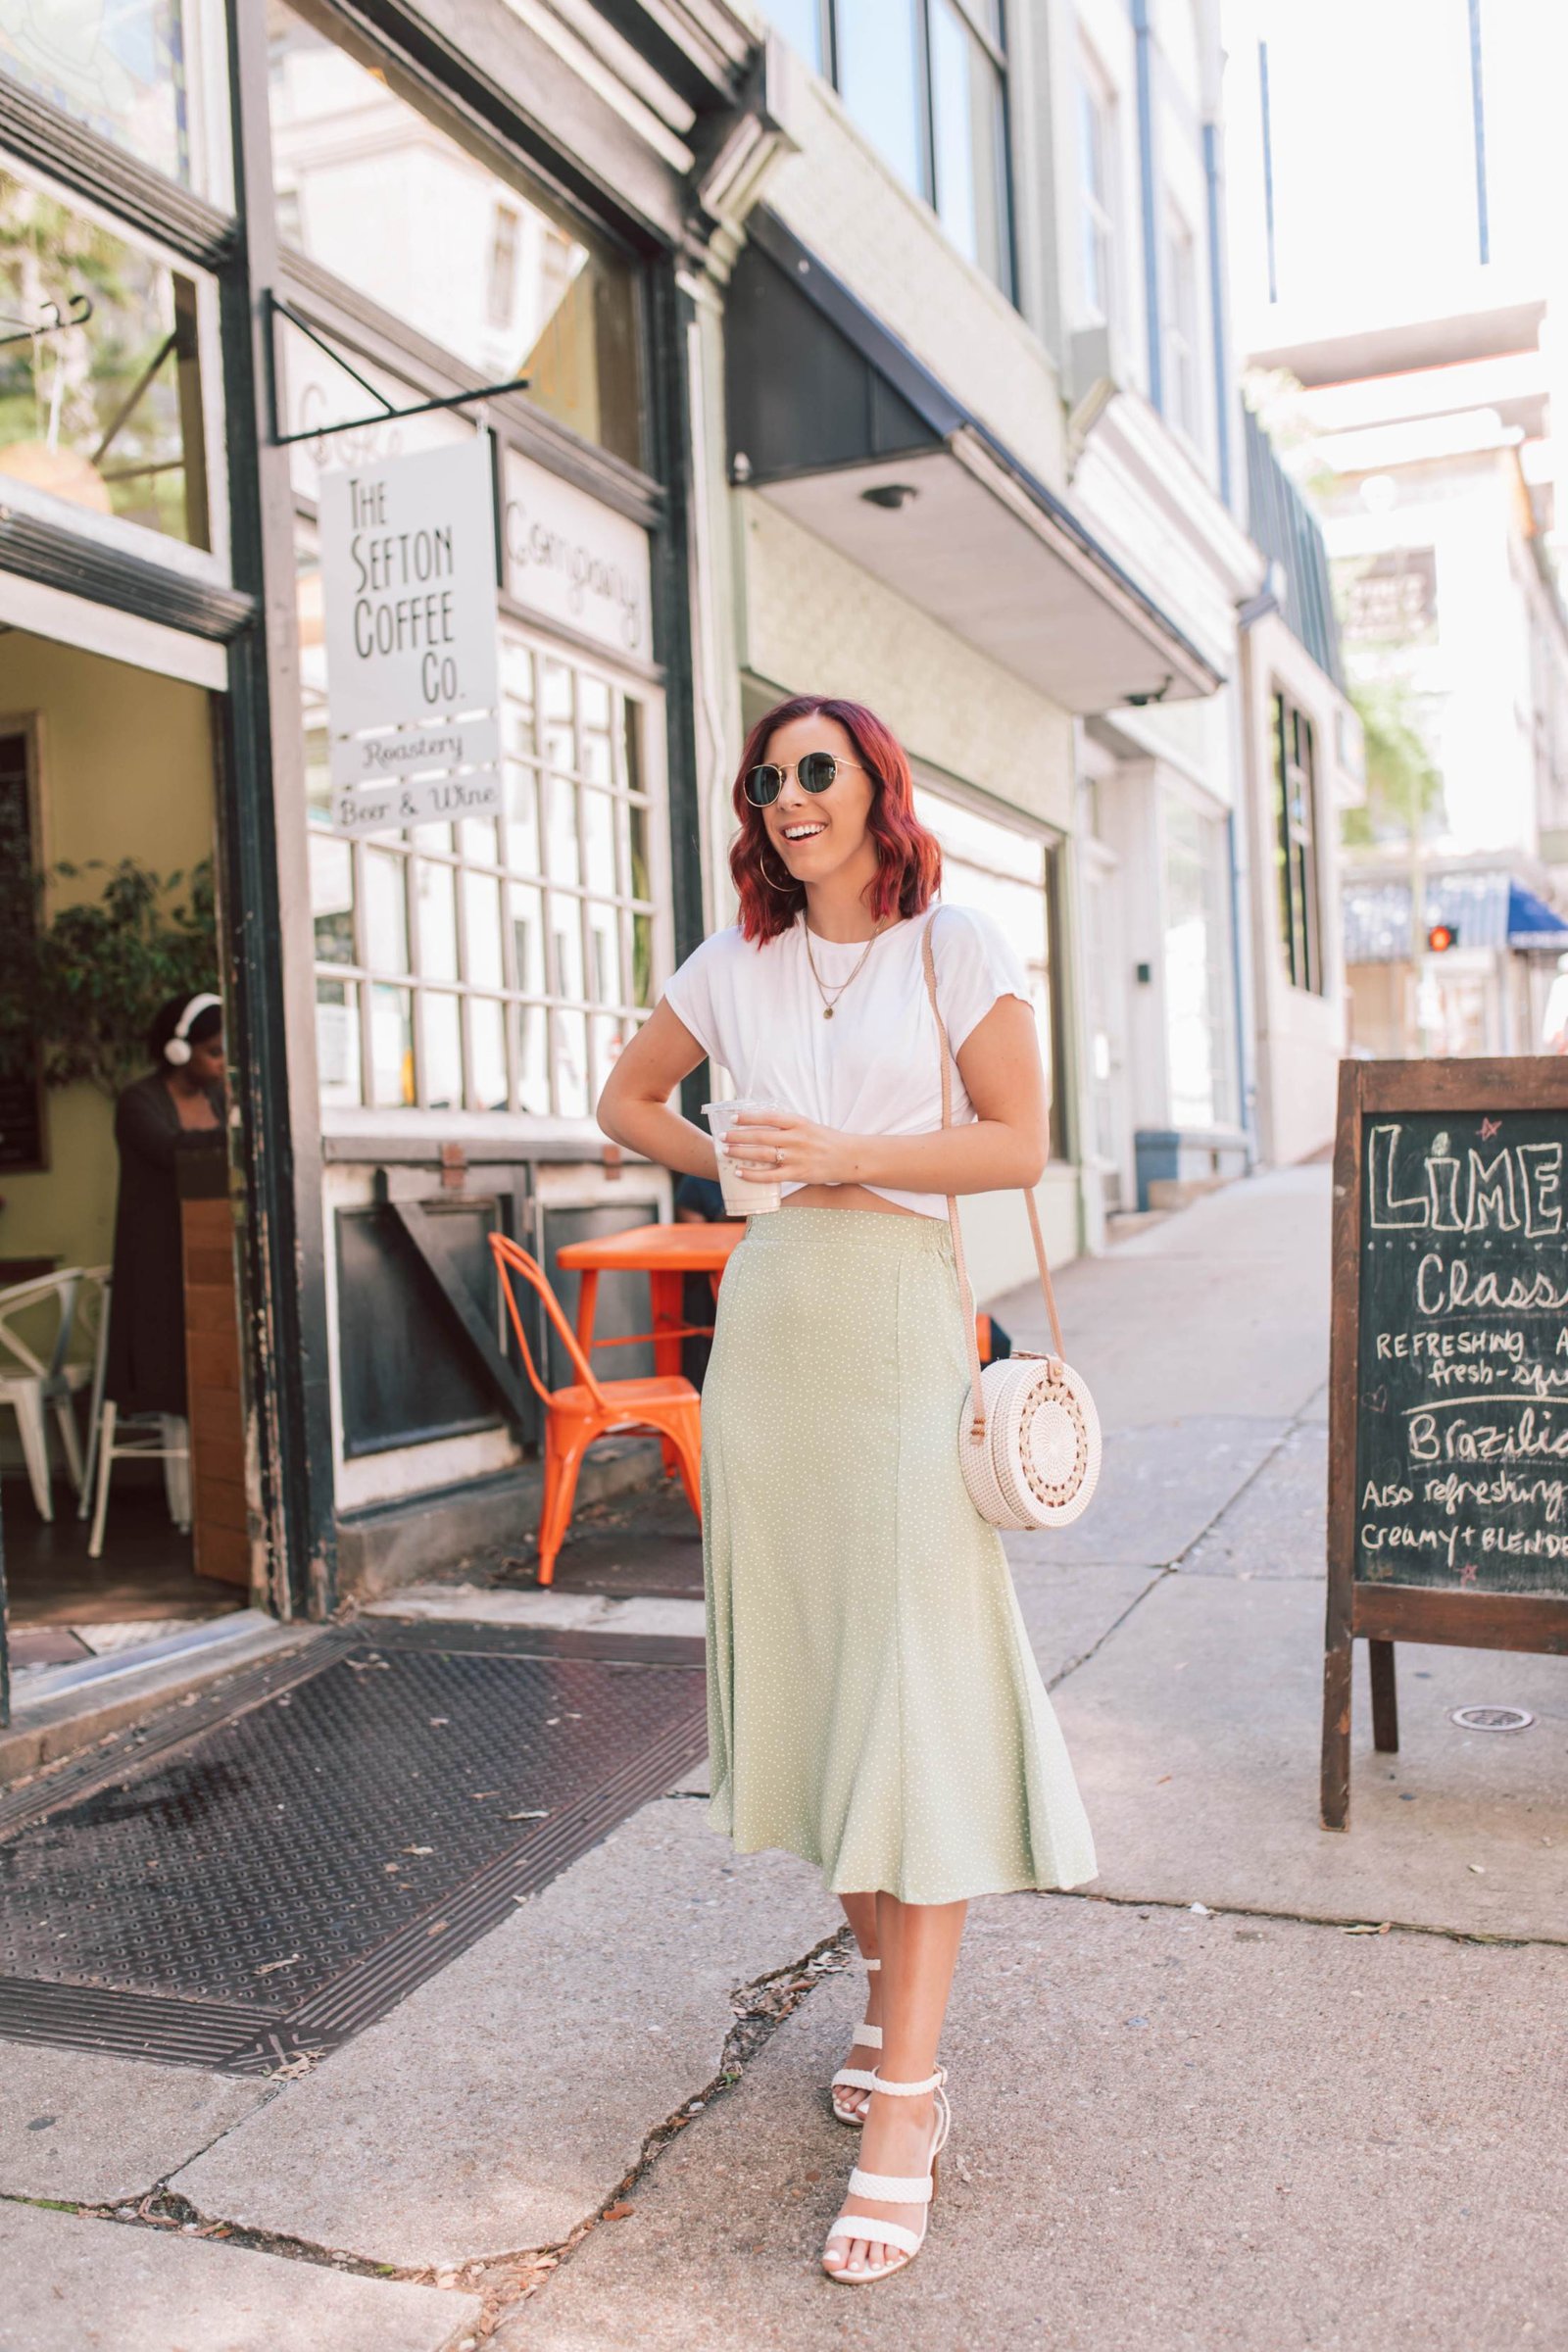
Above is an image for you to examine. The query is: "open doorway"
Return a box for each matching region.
[0,628,252,1695]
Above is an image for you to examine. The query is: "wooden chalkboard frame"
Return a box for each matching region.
[1323,1055,1568,1829]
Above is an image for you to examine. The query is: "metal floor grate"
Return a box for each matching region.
[0,1620,705,2073]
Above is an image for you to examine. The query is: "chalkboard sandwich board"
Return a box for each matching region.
[1324,1056,1568,1829]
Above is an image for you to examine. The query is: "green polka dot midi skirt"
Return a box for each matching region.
[701,1206,1098,1905]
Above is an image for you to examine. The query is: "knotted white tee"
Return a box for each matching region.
[662,904,1033,1219]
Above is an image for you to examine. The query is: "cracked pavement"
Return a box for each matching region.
[5,1167,1566,2350]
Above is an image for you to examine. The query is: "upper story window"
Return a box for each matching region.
[1076,54,1118,325]
[1163,207,1200,444]
[767,0,1013,299]
[0,0,232,204]
[1273,693,1324,994]
[267,3,643,468]
[0,166,215,551]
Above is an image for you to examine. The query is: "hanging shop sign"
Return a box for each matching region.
[1322,1056,1568,1830]
[502,450,652,661]
[319,439,503,834]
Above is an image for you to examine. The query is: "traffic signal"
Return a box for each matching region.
[1427,923,1457,953]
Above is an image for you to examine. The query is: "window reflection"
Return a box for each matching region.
[0,170,212,547]
[267,2,642,465]
[0,1,227,198]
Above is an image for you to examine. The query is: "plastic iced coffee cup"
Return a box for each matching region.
[703,1099,784,1215]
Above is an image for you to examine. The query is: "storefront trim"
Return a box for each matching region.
[0,510,254,645]
[0,78,238,269]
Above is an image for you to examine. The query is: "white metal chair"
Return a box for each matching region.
[0,1266,104,1520]
[79,1274,191,1558]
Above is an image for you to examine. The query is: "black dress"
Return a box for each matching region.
[105,1071,219,1417]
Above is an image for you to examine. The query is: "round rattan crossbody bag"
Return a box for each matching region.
[921,913,1102,1531]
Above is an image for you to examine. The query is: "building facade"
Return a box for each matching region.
[0,0,776,1665]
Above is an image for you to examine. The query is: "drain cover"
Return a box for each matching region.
[1449,1704,1535,1733]
[0,1619,705,2073]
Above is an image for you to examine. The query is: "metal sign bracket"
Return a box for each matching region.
[265,291,529,447]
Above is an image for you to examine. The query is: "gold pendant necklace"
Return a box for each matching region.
[804,920,884,1019]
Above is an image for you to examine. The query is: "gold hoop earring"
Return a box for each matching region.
[760,851,796,894]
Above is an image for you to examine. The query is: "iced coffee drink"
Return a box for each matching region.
[703,1099,784,1215]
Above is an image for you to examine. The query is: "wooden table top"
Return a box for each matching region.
[555,1221,747,1274]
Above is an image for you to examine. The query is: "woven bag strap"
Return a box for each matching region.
[920,913,1067,1430]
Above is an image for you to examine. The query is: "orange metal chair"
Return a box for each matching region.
[490,1232,703,1588]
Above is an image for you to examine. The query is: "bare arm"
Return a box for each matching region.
[597,999,719,1180]
[599,991,1047,1198]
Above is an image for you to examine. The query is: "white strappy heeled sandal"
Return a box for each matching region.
[829,1955,882,2125]
[820,2067,951,2285]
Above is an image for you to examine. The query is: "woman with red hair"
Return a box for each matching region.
[599,696,1095,2284]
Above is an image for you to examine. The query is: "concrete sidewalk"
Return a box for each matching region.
[5,1166,1564,2350]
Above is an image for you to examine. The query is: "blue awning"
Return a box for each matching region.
[1343,872,1568,961]
[1507,880,1568,950]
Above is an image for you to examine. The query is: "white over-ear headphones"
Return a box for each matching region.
[164,993,222,1066]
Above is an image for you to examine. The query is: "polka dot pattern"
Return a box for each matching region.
[700,1207,1099,1905]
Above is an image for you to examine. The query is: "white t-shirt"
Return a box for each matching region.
[662,904,1032,1219]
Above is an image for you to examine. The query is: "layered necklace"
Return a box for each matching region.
[803,917,889,1019]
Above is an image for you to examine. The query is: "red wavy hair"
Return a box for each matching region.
[729,696,942,944]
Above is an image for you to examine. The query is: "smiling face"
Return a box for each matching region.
[760,711,878,892]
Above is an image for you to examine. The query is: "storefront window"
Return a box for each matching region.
[267,3,643,467]
[915,786,1065,1158]
[1162,797,1237,1130]
[0,2,231,202]
[0,168,212,548]
[300,530,658,1121]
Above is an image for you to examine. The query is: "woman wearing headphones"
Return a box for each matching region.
[104,992,225,1422]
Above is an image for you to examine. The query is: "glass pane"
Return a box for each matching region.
[554,1008,589,1119]
[553,901,586,1002]
[316,978,362,1103]
[463,869,504,989]
[311,834,356,964]
[363,850,409,973]
[267,3,642,465]
[545,720,575,775]
[763,0,823,71]
[502,638,534,706]
[505,763,541,875]
[627,799,652,901]
[931,3,1010,292]
[940,861,1048,967]
[0,171,211,548]
[912,785,1042,880]
[368,984,415,1106]
[587,902,623,1003]
[518,1003,549,1114]
[579,673,611,729]
[423,991,462,1109]
[622,699,642,794]
[459,815,498,863]
[542,661,573,723]
[590,1012,624,1099]
[511,883,546,996]
[415,859,459,981]
[632,910,654,1008]
[838,0,925,194]
[469,995,509,1111]
[0,3,219,194]
[580,728,612,788]
[546,773,581,886]
[582,789,617,896]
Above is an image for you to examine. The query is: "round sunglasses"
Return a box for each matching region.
[743,752,866,808]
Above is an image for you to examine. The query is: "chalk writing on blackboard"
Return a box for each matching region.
[1355,1113,1568,1598]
